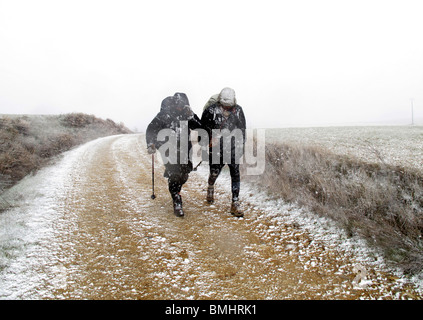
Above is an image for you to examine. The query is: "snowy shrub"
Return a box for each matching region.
[62,113,96,128]
[0,114,132,193]
[254,141,423,275]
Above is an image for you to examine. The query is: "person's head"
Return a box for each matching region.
[218,87,236,108]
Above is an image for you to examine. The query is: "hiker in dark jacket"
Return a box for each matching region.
[146,92,203,217]
[201,87,246,217]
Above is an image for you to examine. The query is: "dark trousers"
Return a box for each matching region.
[208,163,240,202]
[164,163,192,201]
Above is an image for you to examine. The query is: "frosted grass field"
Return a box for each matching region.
[265,126,423,172]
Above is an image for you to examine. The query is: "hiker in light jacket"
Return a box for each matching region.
[146,92,203,217]
[201,87,246,217]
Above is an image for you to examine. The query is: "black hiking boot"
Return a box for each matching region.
[172,194,184,217]
[206,185,214,203]
[230,201,244,217]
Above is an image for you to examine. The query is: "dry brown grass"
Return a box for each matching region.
[248,142,423,275]
[0,113,132,197]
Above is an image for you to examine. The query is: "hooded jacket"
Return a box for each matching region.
[146,93,203,166]
[201,101,246,163]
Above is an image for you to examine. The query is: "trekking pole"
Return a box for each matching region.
[151,153,156,199]
[193,160,203,171]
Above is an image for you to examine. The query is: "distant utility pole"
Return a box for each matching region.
[410,98,414,125]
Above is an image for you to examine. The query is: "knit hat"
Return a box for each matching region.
[218,87,236,107]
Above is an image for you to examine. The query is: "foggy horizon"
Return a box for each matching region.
[1,0,422,131]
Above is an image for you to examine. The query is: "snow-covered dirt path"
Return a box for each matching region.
[0,134,421,299]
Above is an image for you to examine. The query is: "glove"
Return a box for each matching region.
[147,143,156,154]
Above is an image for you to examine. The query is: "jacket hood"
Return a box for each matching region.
[160,96,175,112]
[173,92,189,109]
[159,93,190,116]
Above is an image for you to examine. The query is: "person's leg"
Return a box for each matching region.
[207,163,224,203]
[228,164,241,201]
[228,164,243,217]
[166,165,189,217]
[168,180,183,217]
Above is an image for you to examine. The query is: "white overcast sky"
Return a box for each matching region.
[1,0,422,130]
